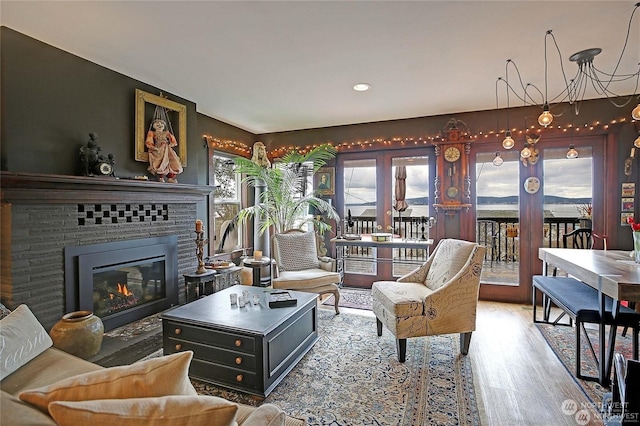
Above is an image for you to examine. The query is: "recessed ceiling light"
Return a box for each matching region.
[353,83,371,92]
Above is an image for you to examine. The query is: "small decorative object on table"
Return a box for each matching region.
[268,291,297,308]
[371,233,392,242]
[194,219,208,274]
[628,217,640,263]
[49,310,104,359]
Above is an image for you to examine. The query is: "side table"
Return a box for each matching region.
[183,270,217,302]
[242,257,272,287]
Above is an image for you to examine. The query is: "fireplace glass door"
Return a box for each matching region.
[93,258,166,318]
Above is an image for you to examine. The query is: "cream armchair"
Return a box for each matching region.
[271,229,341,314]
[372,239,485,362]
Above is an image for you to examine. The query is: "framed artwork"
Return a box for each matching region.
[622,182,636,197]
[315,167,335,196]
[622,212,634,226]
[622,198,635,212]
[134,89,187,167]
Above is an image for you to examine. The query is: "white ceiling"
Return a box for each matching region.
[2,1,638,134]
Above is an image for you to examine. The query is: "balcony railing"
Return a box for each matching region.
[341,215,586,266]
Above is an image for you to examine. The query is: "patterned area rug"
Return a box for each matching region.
[322,287,373,310]
[535,323,635,407]
[191,309,480,425]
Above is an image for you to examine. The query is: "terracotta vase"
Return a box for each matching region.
[49,310,104,359]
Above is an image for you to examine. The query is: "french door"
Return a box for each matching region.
[471,133,605,303]
[335,147,434,288]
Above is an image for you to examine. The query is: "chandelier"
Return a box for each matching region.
[495,2,640,157]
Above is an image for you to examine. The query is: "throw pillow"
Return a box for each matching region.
[274,231,319,271]
[20,351,197,413]
[241,403,286,426]
[48,395,238,426]
[0,304,53,380]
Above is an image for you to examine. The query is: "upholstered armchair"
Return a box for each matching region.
[271,229,341,314]
[372,239,485,362]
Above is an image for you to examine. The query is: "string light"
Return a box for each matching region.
[206,116,631,157]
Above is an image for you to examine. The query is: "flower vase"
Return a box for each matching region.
[634,231,640,264]
[49,310,104,359]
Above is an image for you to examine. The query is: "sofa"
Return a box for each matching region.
[0,305,305,426]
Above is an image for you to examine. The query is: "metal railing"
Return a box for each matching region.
[341,215,585,265]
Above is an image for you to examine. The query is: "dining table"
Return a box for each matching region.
[538,248,640,386]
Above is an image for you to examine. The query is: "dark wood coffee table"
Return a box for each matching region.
[160,285,318,397]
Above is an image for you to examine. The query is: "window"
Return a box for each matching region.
[212,153,242,254]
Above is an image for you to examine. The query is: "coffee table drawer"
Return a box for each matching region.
[166,339,257,370]
[190,358,259,390]
[164,321,256,353]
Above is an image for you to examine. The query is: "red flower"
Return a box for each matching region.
[627,217,640,231]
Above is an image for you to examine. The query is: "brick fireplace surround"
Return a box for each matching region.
[0,172,213,330]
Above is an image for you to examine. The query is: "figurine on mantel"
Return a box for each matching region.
[145,118,183,183]
[79,133,115,177]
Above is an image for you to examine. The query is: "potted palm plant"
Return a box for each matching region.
[233,144,340,237]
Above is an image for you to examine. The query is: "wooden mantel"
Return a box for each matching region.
[0,172,213,204]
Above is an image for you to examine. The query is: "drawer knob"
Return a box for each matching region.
[235,339,242,347]
[236,374,243,382]
[175,344,182,351]
[174,328,182,335]
[235,357,242,365]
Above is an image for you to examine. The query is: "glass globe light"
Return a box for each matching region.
[502,131,515,149]
[520,145,532,159]
[635,135,640,149]
[492,152,504,166]
[538,104,553,128]
[632,103,640,121]
[566,144,578,159]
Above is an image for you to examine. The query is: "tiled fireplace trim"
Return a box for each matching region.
[0,172,213,330]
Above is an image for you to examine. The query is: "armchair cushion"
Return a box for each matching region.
[273,231,319,271]
[371,281,433,318]
[273,269,340,290]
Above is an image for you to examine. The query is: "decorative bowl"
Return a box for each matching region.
[370,233,392,242]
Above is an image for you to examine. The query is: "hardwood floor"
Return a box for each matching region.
[471,301,597,426]
[335,300,598,426]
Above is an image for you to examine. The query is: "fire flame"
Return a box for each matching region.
[117,283,134,297]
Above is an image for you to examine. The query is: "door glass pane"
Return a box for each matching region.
[543,147,593,249]
[475,150,520,286]
[391,156,430,276]
[343,159,376,275]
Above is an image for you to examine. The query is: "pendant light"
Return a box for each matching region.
[566,121,578,159]
[633,102,640,121]
[502,60,515,149]
[566,145,579,159]
[492,152,504,166]
[538,31,554,127]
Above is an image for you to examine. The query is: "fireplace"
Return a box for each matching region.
[65,236,178,331]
